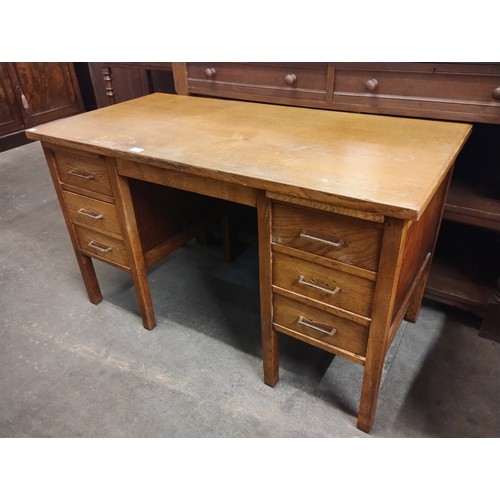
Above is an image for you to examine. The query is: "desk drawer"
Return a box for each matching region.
[332,64,500,111]
[187,63,328,102]
[75,226,128,268]
[52,149,114,197]
[273,294,368,358]
[63,191,122,237]
[272,203,382,271]
[272,251,375,318]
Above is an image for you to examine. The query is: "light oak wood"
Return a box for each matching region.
[357,217,409,432]
[26,93,471,221]
[28,93,471,433]
[108,167,156,330]
[42,146,103,305]
[272,202,383,271]
[52,148,114,197]
[117,158,258,207]
[62,191,122,238]
[75,225,129,269]
[273,294,369,358]
[272,249,375,317]
[257,192,278,387]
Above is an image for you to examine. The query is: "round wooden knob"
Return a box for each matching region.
[284,74,297,85]
[492,86,500,101]
[204,67,216,79]
[364,78,379,92]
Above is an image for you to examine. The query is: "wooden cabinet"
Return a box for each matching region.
[0,63,83,151]
[174,62,500,123]
[0,65,25,138]
[173,62,500,339]
[75,63,176,110]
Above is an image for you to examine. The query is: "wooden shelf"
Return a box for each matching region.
[426,218,500,317]
[425,256,492,315]
[444,180,500,231]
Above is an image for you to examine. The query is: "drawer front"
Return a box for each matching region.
[272,251,375,317]
[75,226,129,268]
[52,149,114,197]
[63,191,122,237]
[187,63,328,102]
[272,203,383,271]
[273,294,368,357]
[332,64,500,114]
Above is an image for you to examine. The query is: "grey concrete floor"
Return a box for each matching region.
[1,141,499,438]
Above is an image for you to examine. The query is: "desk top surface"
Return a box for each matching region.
[27,93,471,220]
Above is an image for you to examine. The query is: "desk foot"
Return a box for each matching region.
[357,346,386,434]
[405,253,432,323]
[78,254,103,305]
[141,315,157,331]
[262,330,279,387]
[356,419,372,434]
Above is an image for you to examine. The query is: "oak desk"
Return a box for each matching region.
[26,94,471,432]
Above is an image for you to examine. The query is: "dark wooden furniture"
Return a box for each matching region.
[74,63,176,111]
[0,62,83,152]
[26,93,470,432]
[172,62,500,340]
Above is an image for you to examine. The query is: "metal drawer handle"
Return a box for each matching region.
[77,208,103,220]
[298,316,337,336]
[88,240,112,253]
[299,230,345,248]
[68,169,95,180]
[298,275,341,296]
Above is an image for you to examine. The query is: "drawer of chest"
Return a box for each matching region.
[273,294,368,358]
[62,191,122,238]
[187,62,328,102]
[75,226,129,269]
[51,148,114,197]
[272,251,375,318]
[332,64,500,108]
[272,203,383,272]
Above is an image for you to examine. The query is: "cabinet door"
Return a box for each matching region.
[88,63,147,108]
[0,64,24,136]
[8,62,83,127]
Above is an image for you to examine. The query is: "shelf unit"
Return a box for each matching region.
[426,122,500,339]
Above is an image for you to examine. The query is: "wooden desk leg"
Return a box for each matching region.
[257,192,279,386]
[358,218,408,432]
[358,345,386,433]
[43,147,104,306]
[111,170,156,330]
[76,253,103,305]
[405,255,432,323]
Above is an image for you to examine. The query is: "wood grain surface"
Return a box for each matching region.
[26,93,471,220]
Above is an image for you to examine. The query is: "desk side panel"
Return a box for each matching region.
[391,170,452,324]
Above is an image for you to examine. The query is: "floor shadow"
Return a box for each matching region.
[389,304,500,437]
